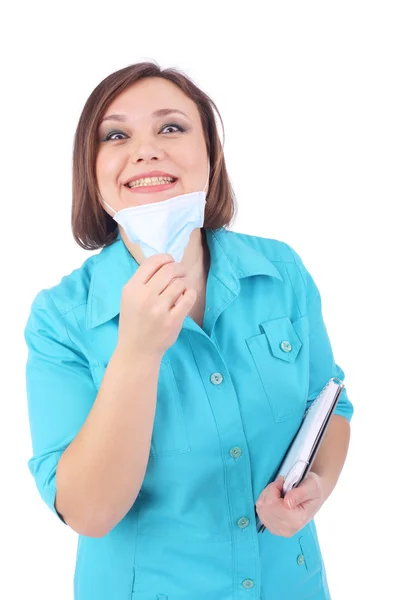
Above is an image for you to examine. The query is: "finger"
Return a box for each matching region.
[259,476,285,505]
[136,253,175,285]
[275,475,285,492]
[285,474,320,510]
[170,287,197,318]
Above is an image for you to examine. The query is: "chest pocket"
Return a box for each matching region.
[90,359,191,459]
[245,316,309,422]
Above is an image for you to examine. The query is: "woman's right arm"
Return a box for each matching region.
[55,346,162,538]
[26,252,197,538]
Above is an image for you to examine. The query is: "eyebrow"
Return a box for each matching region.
[100,108,189,124]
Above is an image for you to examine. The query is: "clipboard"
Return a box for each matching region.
[256,377,345,533]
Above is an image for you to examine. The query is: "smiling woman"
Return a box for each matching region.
[24,59,354,600]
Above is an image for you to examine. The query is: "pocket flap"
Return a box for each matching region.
[259,317,303,362]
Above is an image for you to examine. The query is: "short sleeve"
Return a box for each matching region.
[24,290,98,524]
[287,245,354,423]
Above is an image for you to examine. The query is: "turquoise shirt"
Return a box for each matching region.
[24,226,354,600]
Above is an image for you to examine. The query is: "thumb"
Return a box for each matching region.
[285,479,309,510]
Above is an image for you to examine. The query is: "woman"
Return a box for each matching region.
[24,61,354,600]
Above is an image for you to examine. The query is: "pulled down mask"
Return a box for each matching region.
[101,163,210,263]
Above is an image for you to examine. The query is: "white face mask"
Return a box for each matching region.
[101,162,210,263]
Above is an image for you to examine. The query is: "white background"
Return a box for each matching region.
[1,1,399,598]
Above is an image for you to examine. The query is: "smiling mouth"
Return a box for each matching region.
[125,176,178,189]
[124,179,178,194]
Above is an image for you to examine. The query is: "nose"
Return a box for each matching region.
[128,135,166,164]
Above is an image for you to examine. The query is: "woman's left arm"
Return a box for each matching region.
[308,414,351,502]
[288,244,354,504]
[256,245,354,533]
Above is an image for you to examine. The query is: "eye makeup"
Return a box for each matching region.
[100,122,188,142]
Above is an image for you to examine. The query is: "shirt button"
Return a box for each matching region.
[229,446,242,459]
[242,579,254,589]
[237,517,250,528]
[280,340,292,352]
[210,372,223,385]
[297,554,305,566]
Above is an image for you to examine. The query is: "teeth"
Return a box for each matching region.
[128,176,174,188]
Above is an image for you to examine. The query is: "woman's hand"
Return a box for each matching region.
[118,253,198,359]
[255,471,326,537]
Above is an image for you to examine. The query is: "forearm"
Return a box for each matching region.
[310,414,351,501]
[55,346,162,537]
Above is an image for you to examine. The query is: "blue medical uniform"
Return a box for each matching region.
[24,226,354,599]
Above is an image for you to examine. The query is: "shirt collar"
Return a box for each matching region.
[86,227,283,329]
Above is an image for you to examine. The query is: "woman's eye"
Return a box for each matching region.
[160,123,185,134]
[103,130,126,141]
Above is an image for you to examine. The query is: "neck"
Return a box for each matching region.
[119,226,210,281]
[182,228,210,280]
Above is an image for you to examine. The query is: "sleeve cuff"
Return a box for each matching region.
[27,451,68,525]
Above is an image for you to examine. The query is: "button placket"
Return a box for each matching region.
[200,346,258,592]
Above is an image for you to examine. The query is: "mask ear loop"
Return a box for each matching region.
[101,196,117,217]
[100,160,211,216]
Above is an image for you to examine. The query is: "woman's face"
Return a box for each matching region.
[96,77,209,215]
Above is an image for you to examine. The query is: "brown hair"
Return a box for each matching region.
[71,60,238,250]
